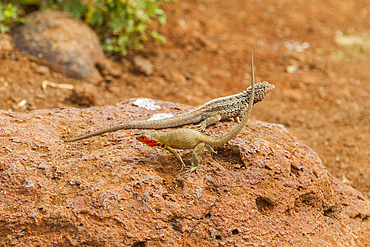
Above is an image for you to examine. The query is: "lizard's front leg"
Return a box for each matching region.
[205,145,217,154]
[233,116,240,123]
[196,114,222,131]
[164,146,186,171]
[185,142,205,177]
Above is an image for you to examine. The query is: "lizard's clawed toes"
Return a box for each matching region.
[195,124,206,132]
[179,165,199,178]
[178,164,185,171]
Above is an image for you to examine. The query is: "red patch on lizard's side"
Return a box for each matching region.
[136,136,161,147]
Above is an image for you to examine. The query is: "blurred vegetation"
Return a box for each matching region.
[0,2,27,33]
[1,0,172,55]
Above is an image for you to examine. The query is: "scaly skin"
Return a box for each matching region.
[136,53,257,177]
[64,80,274,142]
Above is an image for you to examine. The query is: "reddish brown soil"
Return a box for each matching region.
[0,0,369,200]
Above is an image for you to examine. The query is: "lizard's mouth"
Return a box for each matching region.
[136,136,161,147]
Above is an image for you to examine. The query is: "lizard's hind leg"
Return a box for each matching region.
[196,114,222,131]
[205,145,217,154]
[184,142,205,177]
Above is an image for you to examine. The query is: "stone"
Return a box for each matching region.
[34,65,50,75]
[133,56,154,76]
[0,33,14,51]
[0,34,14,58]
[12,10,105,83]
[163,70,187,85]
[68,83,98,106]
[0,99,369,246]
[96,59,122,79]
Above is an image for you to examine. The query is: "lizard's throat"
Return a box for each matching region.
[136,136,162,147]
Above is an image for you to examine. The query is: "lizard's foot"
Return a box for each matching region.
[195,123,206,132]
[178,158,186,171]
[179,162,185,171]
[206,146,217,154]
[181,165,199,178]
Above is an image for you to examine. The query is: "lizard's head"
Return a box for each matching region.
[251,81,275,102]
[136,132,164,147]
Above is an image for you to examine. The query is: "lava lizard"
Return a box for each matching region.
[65,67,273,143]
[136,52,257,176]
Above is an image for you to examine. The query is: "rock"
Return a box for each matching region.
[163,70,187,85]
[34,65,50,75]
[0,33,14,51]
[68,83,98,106]
[0,99,369,246]
[0,34,14,58]
[12,10,105,83]
[133,56,154,76]
[96,59,122,79]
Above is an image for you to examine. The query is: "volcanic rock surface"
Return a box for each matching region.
[0,99,369,246]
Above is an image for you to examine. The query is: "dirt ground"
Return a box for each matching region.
[0,0,369,200]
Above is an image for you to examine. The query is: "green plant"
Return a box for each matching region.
[42,0,171,55]
[0,2,27,33]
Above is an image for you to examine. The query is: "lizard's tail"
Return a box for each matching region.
[208,51,255,146]
[63,123,136,142]
[64,111,201,142]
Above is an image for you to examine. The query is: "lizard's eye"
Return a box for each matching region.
[136,136,148,142]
